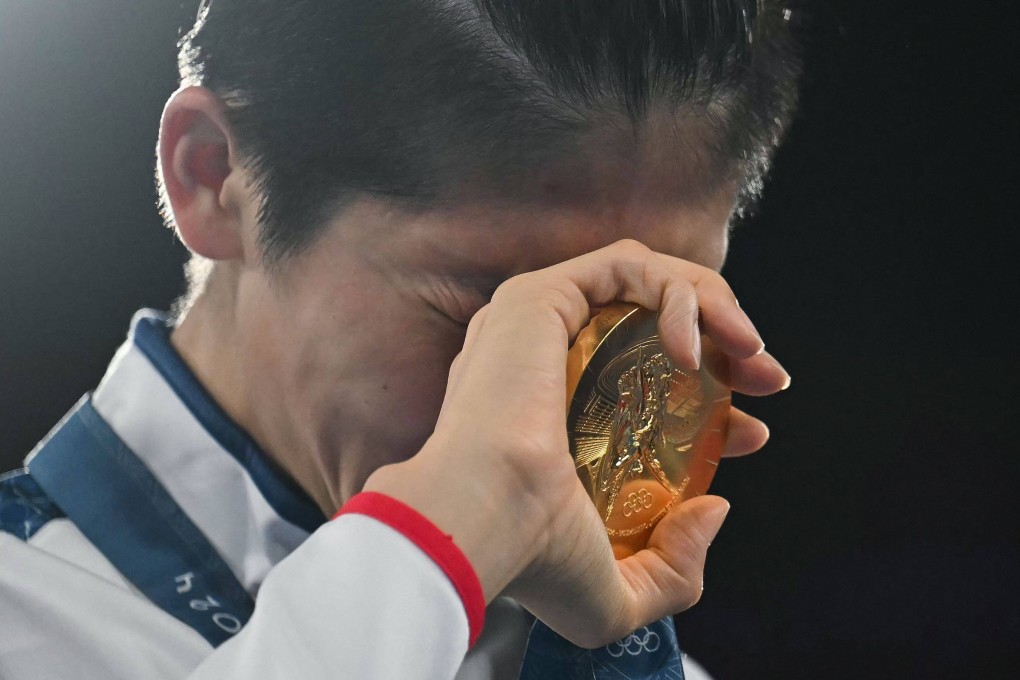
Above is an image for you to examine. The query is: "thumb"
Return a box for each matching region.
[617,495,730,625]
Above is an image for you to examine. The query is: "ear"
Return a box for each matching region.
[158,86,247,261]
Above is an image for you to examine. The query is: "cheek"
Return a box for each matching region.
[371,315,467,423]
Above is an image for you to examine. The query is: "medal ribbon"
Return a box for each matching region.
[27,397,255,647]
[519,615,686,680]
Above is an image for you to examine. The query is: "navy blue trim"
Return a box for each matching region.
[519,616,685,680]
[0,468,66,540]
[28,397,255,647]
[130,310,326,533]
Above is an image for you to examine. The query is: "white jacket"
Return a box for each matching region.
[0,310,711,680]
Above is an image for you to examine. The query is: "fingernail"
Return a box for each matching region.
[705,501,730,543]
[690,321,702,370]
[764,352,792,390]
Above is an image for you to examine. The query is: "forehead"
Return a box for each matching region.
[303,116,739,279]
[428,106,733,208]
[351,176,737,279]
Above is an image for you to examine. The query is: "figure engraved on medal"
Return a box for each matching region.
[595,350,678,530]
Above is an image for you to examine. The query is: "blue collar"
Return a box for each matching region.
[130,311,324,534]
[21,309,328,647]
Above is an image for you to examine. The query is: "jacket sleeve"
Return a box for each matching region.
[188,493,486,680]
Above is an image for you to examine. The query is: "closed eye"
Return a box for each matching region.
[424,274,504,328]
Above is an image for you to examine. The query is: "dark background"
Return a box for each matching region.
[1,1,1017,678]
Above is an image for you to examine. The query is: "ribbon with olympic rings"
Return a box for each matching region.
[518,615,685,679]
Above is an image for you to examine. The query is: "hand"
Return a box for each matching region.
[363,239,789,648]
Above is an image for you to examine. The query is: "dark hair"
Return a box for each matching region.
[172,0,801,264]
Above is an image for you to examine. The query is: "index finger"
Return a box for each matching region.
[494,239,766,371]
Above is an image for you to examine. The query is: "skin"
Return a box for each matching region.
[160,85,791,647]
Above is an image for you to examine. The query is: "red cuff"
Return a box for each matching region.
[334,491,485,648]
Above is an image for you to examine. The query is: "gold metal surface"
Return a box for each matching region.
[566,303,731,558]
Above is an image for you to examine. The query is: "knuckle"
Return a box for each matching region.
[610,240,655,272]
[490,274,524,302]
[612,238,651,257]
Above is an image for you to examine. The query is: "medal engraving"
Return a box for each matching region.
[566,303,731,558]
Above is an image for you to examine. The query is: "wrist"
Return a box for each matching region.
[362,442,544,603]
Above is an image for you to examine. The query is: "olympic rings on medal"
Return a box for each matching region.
[621,488,655,517]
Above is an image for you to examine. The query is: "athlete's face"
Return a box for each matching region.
[228,131,740,508]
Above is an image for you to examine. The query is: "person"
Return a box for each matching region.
[0,1,800,678]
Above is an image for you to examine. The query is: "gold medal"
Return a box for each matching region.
[566,303,731,559]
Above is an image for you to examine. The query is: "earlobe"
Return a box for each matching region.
[158,86,246,261]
